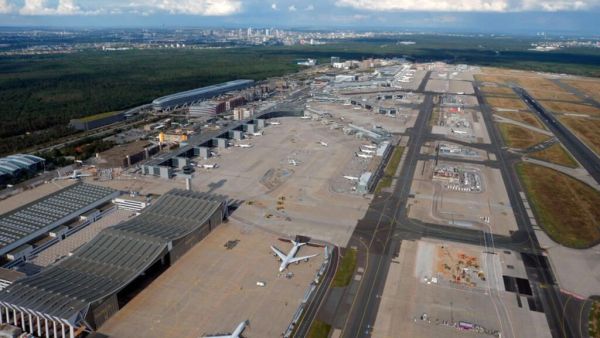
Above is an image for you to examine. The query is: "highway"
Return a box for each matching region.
[303,83,584,337]
[514,87,600,184]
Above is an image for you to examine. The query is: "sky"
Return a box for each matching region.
[0,0,599,35]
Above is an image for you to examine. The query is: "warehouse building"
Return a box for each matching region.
[0,183,119,260]
[152,79,254,111]
[69,112,126,131]
[0,189,227,337]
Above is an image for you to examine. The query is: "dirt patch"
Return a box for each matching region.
[498,123,551,149]
[517,163,600,249]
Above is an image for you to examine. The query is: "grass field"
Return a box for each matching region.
[498,123,551,149]
[563,78,600,102]
[332,248,357,288]
[517,163,600,248]
[376,147,404,193]
[540,101,600,116]
[527,89,579,102]
[529,143,578,168]
[590,300,600,338]
[486,96,529,111]
[495,110,546,129]
[479,86,517,96]
[307,320,332,338]
[559,116,600,155]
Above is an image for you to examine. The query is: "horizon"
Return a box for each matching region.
[0,1,599,35]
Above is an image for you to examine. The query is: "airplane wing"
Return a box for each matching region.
[288,254,318,264]
[270,246,287,261]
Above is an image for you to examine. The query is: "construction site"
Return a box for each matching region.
[407,160,518,236]
[372,239,551,338]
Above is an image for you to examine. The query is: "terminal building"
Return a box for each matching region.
[0,183,119,263]
[0,189,227,338]
[152,80,255,112]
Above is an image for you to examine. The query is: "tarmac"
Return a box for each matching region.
[99,219,323,338]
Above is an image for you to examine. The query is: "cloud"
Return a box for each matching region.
[335,0,599,12]
[0,0,13,13]
[150,0,242,15]
[288,5,297,11]
[19,0,81,15]
[15,0,242,16]
[271,3,277,10]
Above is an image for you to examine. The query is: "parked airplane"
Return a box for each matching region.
[300,116,311,120]
[451,128,468,135]
[199,164,218,169]
[356,152,373,159]
[343,175,359,181]
[269,121,281,125]
[203,320,249,338]
[249,131,263,136]
[362,144,377,149]
[288,159,300,166]
[318,141,328,147]
[271,240,318,272]
[55,170,92,180]
[359,148,376,154]
[236,144,253,148]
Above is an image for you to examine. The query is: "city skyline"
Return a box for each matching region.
[0,0,599,34]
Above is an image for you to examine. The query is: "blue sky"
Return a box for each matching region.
[0,0,599,34]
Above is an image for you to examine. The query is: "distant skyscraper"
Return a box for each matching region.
[247,27,252,37]
[265,29,270,37]
[331,56,341,65]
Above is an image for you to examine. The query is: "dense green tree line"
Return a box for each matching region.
[1,36,599,156]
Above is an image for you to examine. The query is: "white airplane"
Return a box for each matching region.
[249,131,263,136]
[55,170,92,180]
[271,240,318,272]
[199,164,218,169]
[359,148,376,154]
[362,144,377,149]
[204,320,249,338]
[236,144,253,148]
[269,121,281,125]
[451,128,468,135]
[300,116,311,120]
[343,175,359,181]
[356,152,373,159]
[318,141,328,147]
[288,159,300,166]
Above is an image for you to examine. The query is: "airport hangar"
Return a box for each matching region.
[0,183,119,264]
[141,108,304,178]
[0,189,228,338]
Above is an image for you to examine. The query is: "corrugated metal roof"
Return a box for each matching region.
[0,183,118,249]
[152,79,254,106]
[0,189,225,324]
